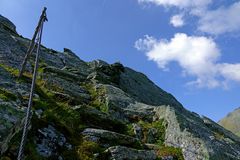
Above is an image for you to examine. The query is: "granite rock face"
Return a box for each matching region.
[82,128,141,148]
[36,125,72,158]
[0,15,240,160]
[100,146,157,160]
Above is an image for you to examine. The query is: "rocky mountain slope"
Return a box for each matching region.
[1,14,240,160]
[219,107,240,137]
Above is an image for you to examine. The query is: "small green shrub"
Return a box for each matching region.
[156,146,184,160]
[25,140,46,160]
[0,156,12,160]
[0,88,17,101]
[138,120,166,145]
[214,132,225,140]
[82,83,108,113]
[77,141,103,160]
[126,124,135,137]
[236,131,240,137]
[0,64,19,77]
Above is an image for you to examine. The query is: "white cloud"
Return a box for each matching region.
[197,2,240,35]
[170,14,184,27]
[219,63,240,82]
[138,0,240,35]
[138,0,211,9]
[135,33,240,88]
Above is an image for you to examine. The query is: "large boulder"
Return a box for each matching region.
[36,125,72,158]
[99,145,157,160]
[82,128,141,148]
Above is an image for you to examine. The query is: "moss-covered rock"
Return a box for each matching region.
[98,145,157,160]
[82,128,142,149]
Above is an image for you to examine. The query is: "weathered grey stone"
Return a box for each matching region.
[36,125,72,158]
[147,128,158,144]
[101,146,157,160]
[41,67,91,104]
[35,109,43,118]
[87,60,124,85]
[74,105,126,133]
[0,32,27,69]
[119,67,182,107]
[101,84,155,122]
[161,156,174,160]
[132,123,143,140]
[0,102,24,154]
[154,105,240,160]
[88,59,109,69]
[62,48,90,75]
[82,128,141,148]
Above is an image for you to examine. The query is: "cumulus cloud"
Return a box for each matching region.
[135,33,240,88]
[219,63,240,82]
[138,0,211,9]
[170,14,184,27]
[138,0,240,35]
[197,2,240,35]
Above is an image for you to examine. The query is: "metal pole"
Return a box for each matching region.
[17,13,45,160]
[18,7,47,78]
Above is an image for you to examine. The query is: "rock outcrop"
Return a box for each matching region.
[1,14,240,160]
[100,146,157,160]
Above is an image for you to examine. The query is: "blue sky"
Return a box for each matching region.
[0,0,240,121]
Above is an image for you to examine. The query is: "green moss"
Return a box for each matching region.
[0,94,8,101]
[34,82,87,144]
[236,131,240,137]
[61,150,79,160]
[37,66,46,75]
[76,141,103,160]
[0,118,14,131]
[0,64,19,77]
[33,99,49,110]
[0,88,17,101]
[91,99,108,113]
[0,103,23,118]
[0,64,34,86]
[156,146,184,160]
[0,63,34,84]
[3,119,46,160]
[138,120,166,145]
[44,83,64,93]
[0,156,12,160]
[126,124,135,137]
[25,141,46,160]
[43,104,85,137]
[81,83,108,113]
[214,132,225,140]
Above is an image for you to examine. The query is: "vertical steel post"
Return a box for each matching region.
[17,8,47,160]
[18,7,47,78]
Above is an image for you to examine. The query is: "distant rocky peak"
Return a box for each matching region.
[63,48,79,58]
[0,15,17,34]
